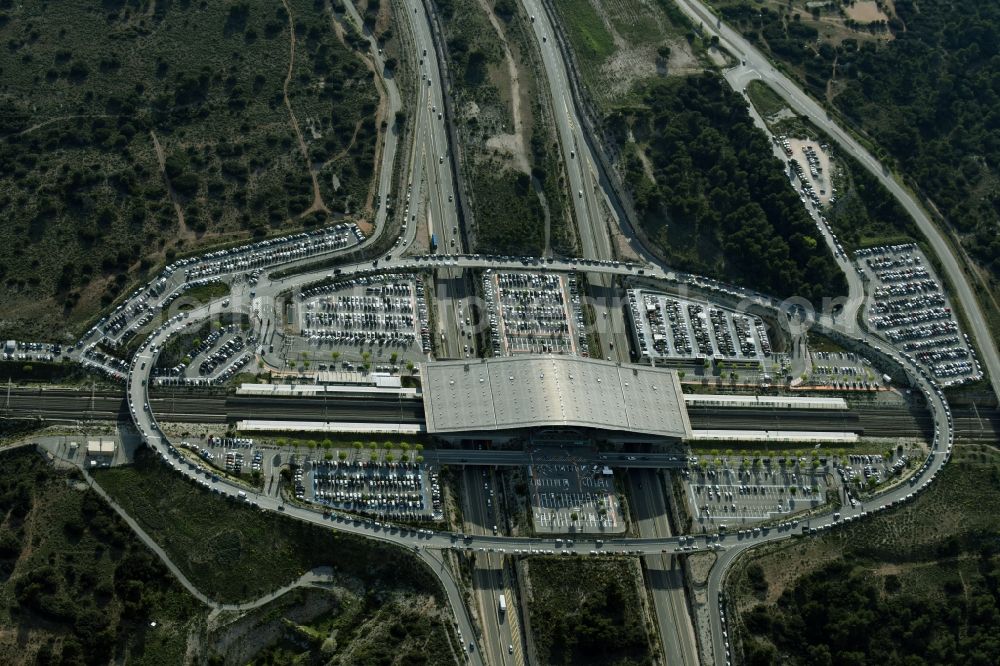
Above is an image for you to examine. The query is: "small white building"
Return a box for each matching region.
[86,439,116,466]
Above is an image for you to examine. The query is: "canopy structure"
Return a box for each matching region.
[421,355,691,439]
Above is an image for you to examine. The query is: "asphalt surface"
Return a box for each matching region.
[629,469,699,665]
[16,0,975,662]
[519,0,632,363]
[672,0,1000,404]
[461,467,521,666]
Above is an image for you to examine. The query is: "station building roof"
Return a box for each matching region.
[421,355,691,439]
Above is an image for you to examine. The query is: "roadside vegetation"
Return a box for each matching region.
[712,0,1000,322]
[93,448,443,605]
[728,443,1000,665]
[0,0,380,341]
[525,557,654,665]
[550,0,702,110]
[181,281,231,306]
[0,359,114,386]
[439,0,572,256]
[0,448,201,665]
[745,85,918,252]
[227,587,456,665]
[615,74,846,303]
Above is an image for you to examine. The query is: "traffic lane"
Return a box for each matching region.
[674,0,1000,401]
[629,469,696,666]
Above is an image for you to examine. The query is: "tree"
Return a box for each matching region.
[338,451,348,461]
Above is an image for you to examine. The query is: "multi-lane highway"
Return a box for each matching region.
[630,469,699,665]
[7,0,980,663]
[461,467,523,666]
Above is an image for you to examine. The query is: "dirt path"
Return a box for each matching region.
[281,0,330,218]
[476,0,530,174]
[532,176,553,256]
[7,114,111,138]
[324,4,385,233]
[150,129,194,241]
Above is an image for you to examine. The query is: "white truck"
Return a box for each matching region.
[498,594,507,615]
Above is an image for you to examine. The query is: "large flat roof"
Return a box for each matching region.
[421,356,691,438]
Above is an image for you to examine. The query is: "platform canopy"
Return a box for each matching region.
[421,355,691,439]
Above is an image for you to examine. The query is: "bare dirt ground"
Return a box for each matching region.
[149,129,194,242]
[586,0,700,105]
[687,551,717,586]
[845,0,890,23]
[601,45,660,99]
[477,0,531,174]
[281,0,329,218]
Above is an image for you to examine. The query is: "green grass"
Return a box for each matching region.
[526,558,654,666]
[0,0,378,341]
[181,281,230,306]
[93,448,442,605]
[745,80,787,118]
[555,0,616,63]
[0,448,201,665]
[551,0,696,110]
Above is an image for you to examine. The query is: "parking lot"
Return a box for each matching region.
[782,136,835,208]
[482,271,587,356]
[628,289,771,364]
[152,324,256,386]
[808,350,881,391]
[80,344,128,382]
[4,340,64,364]
[529,464,625,534]
[294,273,430,366]
[182,225,361,281]
[307,459,441,520]
[686,461,830,528]
[835,448,919,507]
[87,225,361,349]
[858,243,981,386]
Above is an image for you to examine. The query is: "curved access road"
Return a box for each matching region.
[672,0,1000,403]
[124,255,953,666]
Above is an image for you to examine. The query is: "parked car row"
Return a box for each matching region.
[859,244,980,385]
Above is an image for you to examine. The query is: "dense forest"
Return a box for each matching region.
[719,0,1000,282]
[527,559,653,666]
[615,73,846,303]
[741,554,1000,665]
[0,448,199,664]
